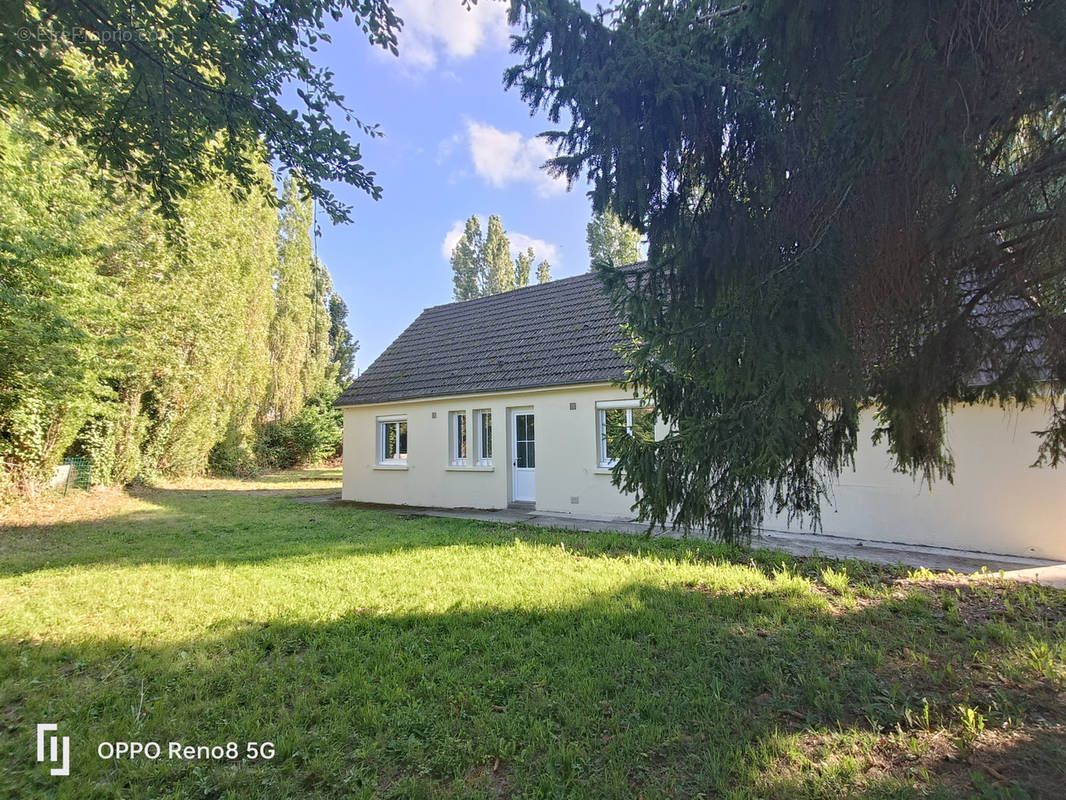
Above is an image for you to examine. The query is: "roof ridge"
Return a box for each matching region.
[420,270,595,314]
[419,260,648,315]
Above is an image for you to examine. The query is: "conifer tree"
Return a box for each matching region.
[509,0,1066,540]
[328,294,358,386]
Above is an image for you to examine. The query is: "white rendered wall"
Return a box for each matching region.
[343,391,1066,560]
[764,404,1066,560]
[341,384,657,519]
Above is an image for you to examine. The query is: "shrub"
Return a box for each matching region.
[208,441,261,478]
[256,391,341,470]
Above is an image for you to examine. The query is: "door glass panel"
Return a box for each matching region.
[514,414,535,469]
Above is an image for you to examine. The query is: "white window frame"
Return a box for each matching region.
[377,415,408,465]
[597,400,651,468]
[449,411,468,466]
[474,409,493,466]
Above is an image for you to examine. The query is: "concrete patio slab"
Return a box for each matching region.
[309,495,1063,581]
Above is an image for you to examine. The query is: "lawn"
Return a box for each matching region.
[1,469,1064,799]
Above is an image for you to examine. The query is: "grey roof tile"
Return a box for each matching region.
[336,270,632,406]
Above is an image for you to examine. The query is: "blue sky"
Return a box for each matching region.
[312,1,596,369]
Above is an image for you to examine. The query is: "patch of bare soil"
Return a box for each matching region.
[0,484,132,528]
[772,726,1066,798]
[896,574,1066,626]
[466,758,510,798]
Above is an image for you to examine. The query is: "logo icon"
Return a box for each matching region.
[36,723,69,776]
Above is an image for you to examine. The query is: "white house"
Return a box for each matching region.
[337,271,1066,561]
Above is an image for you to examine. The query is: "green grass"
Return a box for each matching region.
[1,468,1064,799]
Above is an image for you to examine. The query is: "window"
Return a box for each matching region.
[378,417,408,464]
[599,405,653,467]
[475,410,492,465]
[450,411,467,465]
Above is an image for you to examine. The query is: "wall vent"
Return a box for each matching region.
[570,496,579,505]
[569,402,577,410]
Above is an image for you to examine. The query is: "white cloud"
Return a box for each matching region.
[508,231,559,264]
[441,217,560,265]
[465,121,568,197]
[390,0,510,70]
[442,219,465,260]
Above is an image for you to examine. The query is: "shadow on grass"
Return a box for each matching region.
[0,485,909,588]
[2,582,1063,799]
[0,486,513,578]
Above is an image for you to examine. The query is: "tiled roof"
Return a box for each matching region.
[336,270,634,406]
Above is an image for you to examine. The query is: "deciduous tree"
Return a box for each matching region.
[450,215,484,301]
[0,0,402,223]
[451,214,551,298]
[587,209,641,269]
[536,260,552,284]
[482,215,516,295]
[515,247,534,288]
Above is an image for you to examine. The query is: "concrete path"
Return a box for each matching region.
[428,507,1056,575]
[305,495,1064,583]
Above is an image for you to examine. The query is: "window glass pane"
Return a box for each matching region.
[526,440,535,468]
[526,414,534,440]
[632,409,655,443]
[454,413,466,459]
[516,441,528,469]
[516,414,526,441]
[384,422,396,460]
[603,408,627,461]
[381,420,409,461]
[479,412,492,459]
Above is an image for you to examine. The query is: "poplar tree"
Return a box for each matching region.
[266,175,314,422]
[482,215,516,295]
[451,214,551,299]
[536,260,552,284]
[587,209,641,269]
[508,0,1066,540]
[450,215,484,301]
[302,256,334,401]
[0,100,357,491]
[514,247,535,288]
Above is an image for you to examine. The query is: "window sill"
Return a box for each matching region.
[446,466,495,472]
[374,464,409,471]
[593,466,617,475]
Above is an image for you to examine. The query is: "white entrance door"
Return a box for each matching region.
[512,410,535,502]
